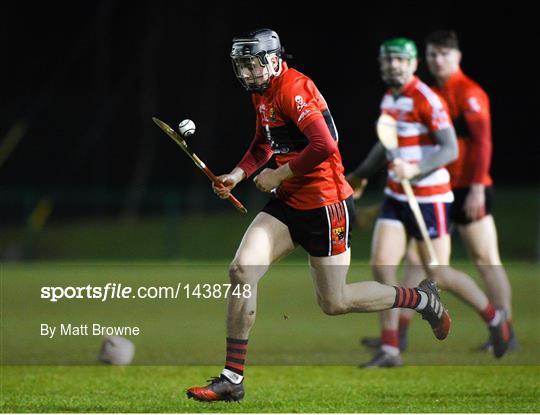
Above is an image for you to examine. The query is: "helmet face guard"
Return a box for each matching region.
[231,29,284,93]
[231,54,274,93]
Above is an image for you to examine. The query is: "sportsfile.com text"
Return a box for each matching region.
[40,283,252,302]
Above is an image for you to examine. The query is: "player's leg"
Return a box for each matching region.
[458,215,516,352]
[309,219,405,314]
[397,240,424,349]
[363,219,407,366]
[361,240,424,352]
[361,239,439,352]
[308,244,450,365]
[187,209,296,401]
[452,187,515,354]
[458,215,512,317]
[415,203,511,358]
[227,212,296,338]
[309,249,396,313]
[418,234,490,310]
[306,199,450,368]
[304,198,402,315]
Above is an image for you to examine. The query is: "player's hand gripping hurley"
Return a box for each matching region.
[152,117,247,214]
[376,114,439,266]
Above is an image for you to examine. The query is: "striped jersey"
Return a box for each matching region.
[380,76,454,203]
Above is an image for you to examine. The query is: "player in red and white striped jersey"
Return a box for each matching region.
[348,38,507,368]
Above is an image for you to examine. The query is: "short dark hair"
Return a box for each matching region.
[425,30,460,50]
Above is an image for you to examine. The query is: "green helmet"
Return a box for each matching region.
[379,38,417,59]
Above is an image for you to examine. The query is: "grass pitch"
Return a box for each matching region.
[1,260,539,412]
[1,366,539,412]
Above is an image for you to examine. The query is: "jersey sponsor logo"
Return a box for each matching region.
[297,108,312,124]
[467,96,482,113]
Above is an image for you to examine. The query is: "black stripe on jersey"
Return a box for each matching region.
[266,108,338,154]
[322,109,338,140]
[268,122,309,153]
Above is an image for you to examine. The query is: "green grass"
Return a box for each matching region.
[1,366,539,412]
[1,261,539,412]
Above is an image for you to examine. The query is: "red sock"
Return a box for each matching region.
[398,315,411,337]
[480,304,496,324]
[381,330,399,348]
[392,287,422,309]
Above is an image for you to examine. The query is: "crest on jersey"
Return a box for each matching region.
[258,104,269,123]
[333,226,345,241]
[467,96,482,113]
[295,95,307,112]
[269,107,277,122]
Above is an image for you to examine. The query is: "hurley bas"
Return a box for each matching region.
[41,323,140,339]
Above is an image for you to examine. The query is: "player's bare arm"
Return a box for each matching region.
[347,141,387,199]
[463,183,486,220]
[213,167,246,199]
[253,163,293,193]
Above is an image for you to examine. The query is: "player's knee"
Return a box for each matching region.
[370,251,399,268]
[404,252,422,266]
[428,270,450,290]
[229,262,249,284]
[471,251,501,267]
[319,299,347,316]
[371,264,394,284]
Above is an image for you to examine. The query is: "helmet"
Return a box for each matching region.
[379,38,418,88]
[379,38,417,59]
[231,29,285,93]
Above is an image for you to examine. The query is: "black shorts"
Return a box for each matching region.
[379,197,451,240]
[451,186,494,225]
[262,196,355,257]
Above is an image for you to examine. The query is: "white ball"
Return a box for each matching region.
[178,119,196,137]
[97,336,135,365]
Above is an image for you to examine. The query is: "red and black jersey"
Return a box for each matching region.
[237,62,352,210]
[432,69,493,188]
